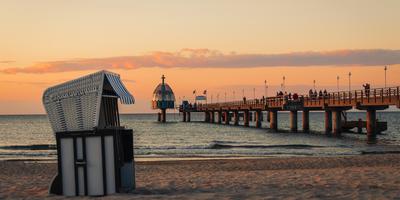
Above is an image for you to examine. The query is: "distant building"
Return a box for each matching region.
[152,75,175,122]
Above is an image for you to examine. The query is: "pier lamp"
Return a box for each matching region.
[313,80,316,90]
[283,76,286,92]
[242,89,245,98]
[225,92,227,102]
[264,80,267,97]
[217,93,219,103]
[348,72,352,91]
[337,76,340,92]
[233,91,235,101]
[253,88,256,99]
[384,66,387,87]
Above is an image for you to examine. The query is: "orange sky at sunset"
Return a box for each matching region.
[1,0,400,114]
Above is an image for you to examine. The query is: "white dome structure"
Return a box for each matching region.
[151,76,175,109]
[151,75,175,122]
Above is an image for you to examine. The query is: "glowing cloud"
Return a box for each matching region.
[1,49,399,74]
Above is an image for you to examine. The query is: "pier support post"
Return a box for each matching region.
[161,109,166,123]
[267,111,271,122]
[224,111,230,125]
[244,110,250,127]
[325,110,332,133]
[332,110,342,136]
[187,112,191,122]
[234,111,239,126]
[255,110,262,128]
[290,110,298,132]
[210,111,215,123]
[366,109,377,142]
[269,110,278,130]
[217,111,222,124]
[182,112,187,122]
[157,112,161,122]
[302,110,309,132]
[204,111,210,122]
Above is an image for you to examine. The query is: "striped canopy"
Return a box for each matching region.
[105,73,134,104]
[43,70,134,133]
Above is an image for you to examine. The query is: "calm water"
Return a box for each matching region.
[0,112,400,160]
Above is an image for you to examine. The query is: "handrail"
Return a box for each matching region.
[180,86,400,110]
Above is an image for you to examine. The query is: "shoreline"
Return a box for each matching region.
[1,154,400,199]
[2,148,400,163]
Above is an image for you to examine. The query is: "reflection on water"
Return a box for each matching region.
[0,112,399,160]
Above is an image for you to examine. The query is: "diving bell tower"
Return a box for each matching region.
[152,75,175,122]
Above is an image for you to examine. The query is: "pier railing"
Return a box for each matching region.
[182,86,400,111]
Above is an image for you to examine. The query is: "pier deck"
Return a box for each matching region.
[180,86,400,142]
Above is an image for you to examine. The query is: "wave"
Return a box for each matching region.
[0,144,56,150]
[209,143,324,149]
[361,150,400,155]
[135,142,325,150]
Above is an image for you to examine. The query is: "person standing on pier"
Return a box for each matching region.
[363,83,371,97]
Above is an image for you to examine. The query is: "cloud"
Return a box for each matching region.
[122,79,136,84]
[1,49,399,74]
[0,60,15,64]
[0,80,53,86]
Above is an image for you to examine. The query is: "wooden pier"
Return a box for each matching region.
[179,86,400,142]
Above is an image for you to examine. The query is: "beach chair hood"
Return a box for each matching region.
[42,70,134,133]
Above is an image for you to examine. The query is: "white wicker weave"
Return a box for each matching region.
[43,70,134,133]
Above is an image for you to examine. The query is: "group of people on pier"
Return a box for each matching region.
[308,89,329,99]
[276,91,300,101]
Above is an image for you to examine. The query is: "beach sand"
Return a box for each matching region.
[1,154,400,199]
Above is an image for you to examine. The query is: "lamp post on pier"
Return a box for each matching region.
[224,92,227,102]
[283,76,286,93]
[313,80,316,90]
[348,72,351,91]
[337,76,340,92]
[384,66,387,87]
[264,80,267,97]
[253,88,256,99]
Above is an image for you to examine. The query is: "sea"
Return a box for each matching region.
[1,112,400,161]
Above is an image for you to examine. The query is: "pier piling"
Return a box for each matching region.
[366,109,377,142]
[244,110,250,127]
[332,110,342,136]
[161,109,166,123]
[234,111,239,126]
[325,110,332,133]
[187,112,191,122]
[205,111,210,122]
[217,111,222,124]
[255,110,262,128]
[270,110,278,130]
[290,110,298,132]
[210,112,215,123]
[182,112,187,122]
[302,110,310,132]
[224,111,230,125]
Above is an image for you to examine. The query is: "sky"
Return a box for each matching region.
[0,0,400,114]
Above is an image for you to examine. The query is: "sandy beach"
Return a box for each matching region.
[1,154,400,199]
